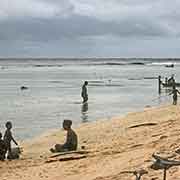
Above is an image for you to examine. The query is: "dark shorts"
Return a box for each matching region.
[173,95,177,101]
[82,96,88,102]
[54,143,77,152]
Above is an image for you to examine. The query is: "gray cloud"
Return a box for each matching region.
[0,0,180,57]
[0,13,173,42]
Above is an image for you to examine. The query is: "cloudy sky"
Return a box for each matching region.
[0,0,180,57]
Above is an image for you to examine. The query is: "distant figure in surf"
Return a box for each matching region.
[168,74,175,85]
[81,81,88,103]
[169,86,180,105]
[20,86,28,90]
[50,120,78,153]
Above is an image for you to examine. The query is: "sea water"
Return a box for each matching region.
[0,58,179,140]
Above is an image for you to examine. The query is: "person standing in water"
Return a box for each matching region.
[169,86,180,105]
[81,81,88,103]
[168,74,175,85]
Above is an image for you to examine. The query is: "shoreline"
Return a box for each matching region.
[2,103,180,179]
[18,100,168,142]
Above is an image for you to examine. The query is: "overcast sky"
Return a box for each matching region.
[0,0,180,58]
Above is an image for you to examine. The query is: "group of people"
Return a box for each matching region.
[1,79,180,161]
[0,119,78,161]
[0,81,88,161]
[0,121,18,160]
[165,74,176,85]
[163,75,180,105]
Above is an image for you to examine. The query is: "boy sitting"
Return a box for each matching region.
[50,120,78,153]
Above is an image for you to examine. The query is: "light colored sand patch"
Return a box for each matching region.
[1,105,180,179]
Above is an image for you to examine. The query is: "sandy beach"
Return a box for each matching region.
[1,104,180,180]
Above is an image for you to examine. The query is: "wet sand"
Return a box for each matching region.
[1,104,180,180]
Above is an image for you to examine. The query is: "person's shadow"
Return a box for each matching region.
[81,102,88,123]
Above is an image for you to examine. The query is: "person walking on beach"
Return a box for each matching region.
[4,121,18,159]
[169,86,180,105]
[81,81,88,103]
[50,119,78,153]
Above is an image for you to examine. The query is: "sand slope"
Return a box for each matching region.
[1,105,180,180]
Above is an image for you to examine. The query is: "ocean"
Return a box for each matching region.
[0,58,179,140]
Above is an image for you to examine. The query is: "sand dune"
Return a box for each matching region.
[1,105,180,180]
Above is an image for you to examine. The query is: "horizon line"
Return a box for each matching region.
[0,57,180,60]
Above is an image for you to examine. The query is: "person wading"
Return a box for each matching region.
[81,81,88,103]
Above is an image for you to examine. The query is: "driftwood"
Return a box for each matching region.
[50,150,90,158]
[46,155,87,163]
[59,155,87,162]
[120,169,148,180]
[151,153,180,180]
[129,123,157,129]
[45,159,58,163]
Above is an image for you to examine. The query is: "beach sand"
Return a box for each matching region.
[1,104,180,180]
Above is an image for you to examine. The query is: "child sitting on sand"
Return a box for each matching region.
[50,120,78,153]
[0,132,6,161]
[4,121,18,159]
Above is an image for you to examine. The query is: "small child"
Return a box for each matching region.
[50,119,78,153]
[169,86,180,105]
[4,121,18,159]
[0,132,6,161]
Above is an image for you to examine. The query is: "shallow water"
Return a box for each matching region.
[0,58,179,140]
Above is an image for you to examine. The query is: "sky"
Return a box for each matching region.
[0,0,180,58]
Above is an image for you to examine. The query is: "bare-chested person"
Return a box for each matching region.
[50,120,78,153]
[4,121,18,159]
